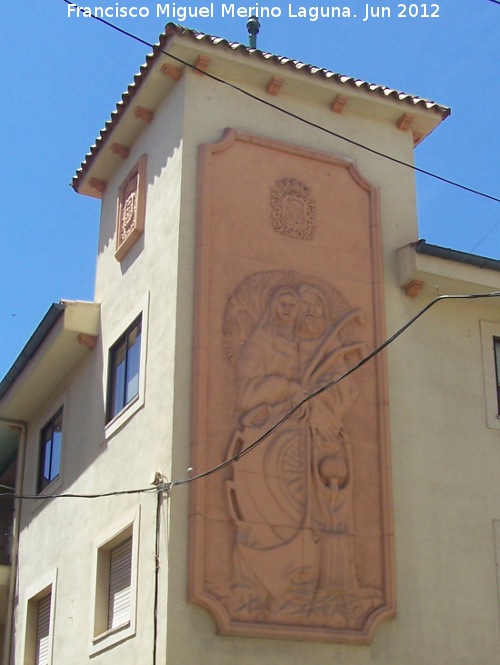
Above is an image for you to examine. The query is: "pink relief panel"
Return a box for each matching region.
[115,154,147,262]
[190,129,394,644]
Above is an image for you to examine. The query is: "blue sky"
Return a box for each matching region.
[1,0,499,378]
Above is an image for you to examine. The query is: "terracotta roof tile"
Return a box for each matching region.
[73,23,450,190]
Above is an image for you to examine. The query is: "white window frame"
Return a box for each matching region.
[480,321,500,430]
[104,293,149,439]
[89,507,140,655]
[23,570,57,665]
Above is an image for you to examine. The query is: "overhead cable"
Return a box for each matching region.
[61,0,500,205]
[3,291,500,500]
[0,486,161,500]
[168,291,500,488]
[3,289,500,501]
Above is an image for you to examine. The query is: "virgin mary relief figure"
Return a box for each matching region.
[223,271,382,630]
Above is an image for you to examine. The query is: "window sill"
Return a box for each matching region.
[32,475,63,513]
[104,394,143,440]
[90,620,134,656]
[93,620,131,644]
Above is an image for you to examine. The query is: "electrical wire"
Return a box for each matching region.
[170,290,500,490]
[380,216,500,337]
[61,0,500,205]
[428,218,500,289]
[0,486,160,500]
[2,290,499,501]
[6,5,500,503]
[465,219,500,257]
[61,0,500,356]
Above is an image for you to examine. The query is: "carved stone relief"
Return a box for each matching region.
[271,178,316,240]
[120,173,139,242]
[189,129,394,645]
[115,154,147,262]
[220,270,383,630]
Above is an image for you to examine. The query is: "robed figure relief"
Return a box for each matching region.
[223,271,382,630]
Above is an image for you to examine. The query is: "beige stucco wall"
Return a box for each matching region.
[389,294,500,662]
[164,67,500,664]
[13,76,189,665]
[11,52,500,665]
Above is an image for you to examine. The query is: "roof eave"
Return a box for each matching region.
[398,240,500,297]
[0,301,101,422]
[73,23,450,197]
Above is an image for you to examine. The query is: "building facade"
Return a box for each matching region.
[1,23,500,665]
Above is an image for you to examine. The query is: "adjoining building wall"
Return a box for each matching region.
[388,295,500,664]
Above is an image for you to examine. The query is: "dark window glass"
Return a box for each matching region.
[107,317,142,422]
[38,409,63,492]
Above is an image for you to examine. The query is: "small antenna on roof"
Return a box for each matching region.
[246,16,260,49]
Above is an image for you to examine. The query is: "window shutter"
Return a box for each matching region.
[108,537,132,630]
[35,594,51,665]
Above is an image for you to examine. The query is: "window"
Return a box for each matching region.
[91,515,139,654]
[102,530,132,632]
[35,594,52,665]
[104,296,149,438]
[107,537,133,630]
[94,532,133,639]
[24,573,56,665]
[38,410,63,493]
[480,321,500,430]
[107,316,142,423]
